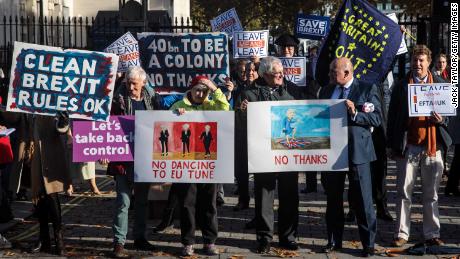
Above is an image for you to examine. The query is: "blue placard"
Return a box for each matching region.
[7,42,118,121]
[138,32,229,93]
[295,14,330,40]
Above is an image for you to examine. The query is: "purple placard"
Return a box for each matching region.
[72,115,134,162]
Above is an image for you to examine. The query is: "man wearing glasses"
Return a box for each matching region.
[238,56,303,253]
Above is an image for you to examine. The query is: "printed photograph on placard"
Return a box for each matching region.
[153,121,218,160]
[270,105,330,150]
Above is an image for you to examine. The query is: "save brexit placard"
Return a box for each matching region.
[315,0,403,86]
[408,83,457,117]
[247,99,349,173]
[295,14,330,40]
[138,32,229,93]
[134,111,234,183]
[72,116,134,162]
[104,32,141,72]
[7,41,118,121]
[233,30,269,58]
[279,57,307,86]
[210,8,243,34]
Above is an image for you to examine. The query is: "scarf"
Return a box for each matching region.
[407,71,437,157]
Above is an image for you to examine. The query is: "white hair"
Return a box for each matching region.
[182,124,190,130]
[205,125,211,131]
[258,56,283,76]
[126,66,147,82]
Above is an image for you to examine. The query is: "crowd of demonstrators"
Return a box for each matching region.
[0,29,459,259]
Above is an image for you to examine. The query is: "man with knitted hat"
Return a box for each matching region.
[387,45,451,247]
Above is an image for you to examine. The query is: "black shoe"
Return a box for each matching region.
[245,218,256,229]
[134,238,156,251]
[445,187,460,197]
[345,210,356,223]
[216,197,225,207]
[361,247,375,257]
[377,210,394,222]
[29,241,51,253]
[279,241,298,250]
[233,202,249,211]
[323,243,342,253]
[153,223,174,233]
[257,241,271,253]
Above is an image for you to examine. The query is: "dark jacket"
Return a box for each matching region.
[108,87,158,176]
[387,74,452,155]
[159,130,169,141]
[181,129,191,142]
[320,79,382,165]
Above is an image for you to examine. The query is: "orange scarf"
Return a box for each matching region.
[407,71,437,157]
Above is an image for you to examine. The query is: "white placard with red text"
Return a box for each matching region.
[233,30,269,58]
[279,57,307,86]
[134,110,234,183]
[247,99,348,173]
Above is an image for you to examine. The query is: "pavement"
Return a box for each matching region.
[0,156,459,258]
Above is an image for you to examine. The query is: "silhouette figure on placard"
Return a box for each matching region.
[200,125,213,158]
[181,124,191,157]
[159,125,169,156]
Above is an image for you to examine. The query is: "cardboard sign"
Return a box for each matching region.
[210,8,243,34]
[408,83,457,117]
[7,42,118,121]
[134,111,234,183]
[247,100,348,173]
[295,14,330,40]
[233,30,269,58]
[279,57,307,86]
[104,32,141,72]
[72,116,134,162]
[138,32,229,93]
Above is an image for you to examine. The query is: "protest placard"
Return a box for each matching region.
[7,42,118,121]
[315,0,403,86]
[104,32,141,72]
[138,32,229,93]
[134,110,234,183]
[210,8,243,34]
[233,30,269,58]
[386,13,408,55]
[295,14,330,40]
[279,57,307,86]
[72,116,134,162]
[247,99,348,173]
[408,83,457,117]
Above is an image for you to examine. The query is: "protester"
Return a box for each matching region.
[3,110,71,255]
[432,53,450,81]
[0,103,14,224]
[238,56,303,253]
[320,57,380,257]
[232,61,259,212]
[106,66,158,258]
[170,75,230,256]
[275,34,319,194]
[387,45,451,247]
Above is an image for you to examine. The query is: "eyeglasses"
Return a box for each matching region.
[270,71,284,77]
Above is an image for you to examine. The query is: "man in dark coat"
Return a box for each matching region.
[320,57,380,257]
[238,56,303,253]
[159,125,169,156]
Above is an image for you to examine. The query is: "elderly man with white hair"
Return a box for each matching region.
[106,66,160,258]
[238,56,304,253]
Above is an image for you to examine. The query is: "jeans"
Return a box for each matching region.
[113,174,151,245]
